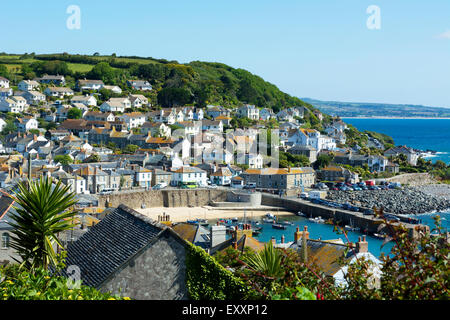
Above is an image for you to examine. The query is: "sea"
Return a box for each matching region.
[341,118,450,164]
[210,210,449,259]
[208,118,450,259]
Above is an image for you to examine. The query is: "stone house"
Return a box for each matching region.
[64,205,189,300]
[0,193,18,265]
[241,167,316,190]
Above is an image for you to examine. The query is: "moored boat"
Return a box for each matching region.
[272,223,287,230]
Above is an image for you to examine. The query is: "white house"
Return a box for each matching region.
[23,91,46,105]
[100,98,131,113]
[44,87,74,99]
[18,80,40,92]
[77,79,105,91]
[71,95,97,107]
[128,94,148,108]
[83,111,115,122]
[0,88,13,98]
[0,98,20,113]
[210,167,233,186]
[245,153,264,168]
[171,166,207,187]
[16,117,39,132]
[0,118,6,132]
[0,77,9,89]
[37,75,66,86]
[201,120,223,133]
[102,85,122,94]
[237,104,259,120]
[118,112,146,129]
[134,166,152,189]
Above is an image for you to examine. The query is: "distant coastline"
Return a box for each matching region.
[341,117,450,120]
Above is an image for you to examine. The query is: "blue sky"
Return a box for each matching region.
[3,0,450,107]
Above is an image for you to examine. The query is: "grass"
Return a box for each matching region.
[67,63,94,73]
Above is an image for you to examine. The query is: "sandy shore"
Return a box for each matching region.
[136,206,295,223]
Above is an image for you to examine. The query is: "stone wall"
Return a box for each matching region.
[99,189,228,209]
[384,173,438,186]
[100,234,188,300]
[226,191,262,206]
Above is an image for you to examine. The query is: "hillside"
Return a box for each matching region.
[0,53,313,113]
[302,98,450,118]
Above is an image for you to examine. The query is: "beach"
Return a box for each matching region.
[136,206,295,223]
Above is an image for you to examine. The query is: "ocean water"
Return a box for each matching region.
[341,118,450,164]
[212,210,449,259]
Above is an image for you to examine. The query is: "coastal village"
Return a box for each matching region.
[0,71,448,300]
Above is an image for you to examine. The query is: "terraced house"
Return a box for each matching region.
[241,167,316,190]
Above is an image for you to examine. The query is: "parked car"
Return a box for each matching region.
[352,185,362,191]
[362,208,374,216]
[368,185,379,190]
[153,183,167,190]
[384,214,401,222]
[339,186,350,191]
[98,188,113,195]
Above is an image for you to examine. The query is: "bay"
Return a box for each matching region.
[341,118,450,164]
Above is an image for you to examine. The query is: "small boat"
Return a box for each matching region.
[373,233,387,239]
[272,223,287,230]
[231,217,239,222]
[344,219,360,232]
[186,218,208,226]
[279,220,294,226]
[265,213,276,219]
[262,218,274,223]
[252,230,262,236]
[309,216,325,224]
[296,211,306,217]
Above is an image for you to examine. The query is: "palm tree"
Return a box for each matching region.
[243,241,284,279]
[8,177,78,270]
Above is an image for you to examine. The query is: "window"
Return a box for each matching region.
[2,232,10,249]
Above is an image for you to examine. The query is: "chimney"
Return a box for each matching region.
[281,235,285,244]
[301,227,308,263]
[302,226,309,240]
[271,236,276,245]
[210,225,227,248]
[233,241,238,250]
[294,226,301,242]
[356,236,368,253]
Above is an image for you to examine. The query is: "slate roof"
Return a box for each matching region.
[0,192,15,230]
[64,205,167,288]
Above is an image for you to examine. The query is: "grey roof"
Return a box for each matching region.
[63,205,172,288]
[0,193,16,230]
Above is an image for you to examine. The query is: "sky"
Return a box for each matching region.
[3,0,450,108]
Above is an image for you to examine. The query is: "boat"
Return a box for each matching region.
[373,232,387,239]
[265,213,276,219]
[231,217,239,222]
[272,223,287,230]
[186,218,208,226]
[344,219,360,232]
[296,211,306,217]
[308,216,325,224]
[262,218,274,223]
[279,220,294,226]
[252,230,262,236]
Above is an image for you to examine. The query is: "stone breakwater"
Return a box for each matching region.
[326,187,450,215]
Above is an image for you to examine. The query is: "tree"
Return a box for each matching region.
[87,62,117,84]
[123,144,139,154]
[1,121,17,135]
[8,177,78,270]
[314,154,333,169]
[67,108,82,119]
[157,87,192,107]
[54,155,73,165]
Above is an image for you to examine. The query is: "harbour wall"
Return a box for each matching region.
[261,194,427,239]
[99,188,227,209]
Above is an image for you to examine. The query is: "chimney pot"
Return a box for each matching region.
[281,235,285,244]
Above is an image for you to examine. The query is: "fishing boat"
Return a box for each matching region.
[262,218,274,223]
[279,220,294,226]
[186,218,208,226]
[296,211,306,217]
[231,217,239,222]
[272,223,287,230]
